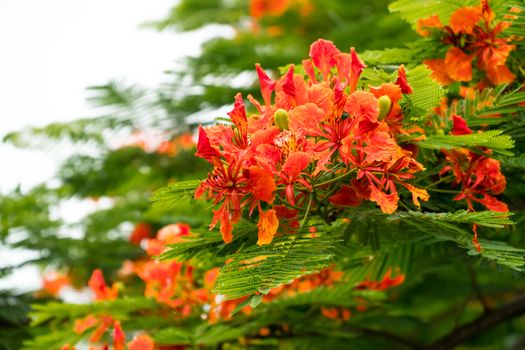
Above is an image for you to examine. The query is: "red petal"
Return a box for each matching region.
[402,183,429,207]
[302,59,317,82]
[281,152,313,180]
[282,64,296,99]
[349,47,366,91]
[113,321,125,350]
[423,58,454,85]
[329,185,362,207]
[450,6,481,34]
[288,102,325,136]
[195,126,221,162]
[445,47,473,82]
[344,90,379,124]
[369,185,398,214]
[451,114,472,135]
[369,83,403,103]
[257,209,279,245]
[416,15,443,37]
[395,65,413,94]
[227,93,248,133]
[255,64,276,106]
[485,64,515,85]
[74,315,98,334]
[478,194,509,212]
[309,39,340,80]
[248,166,276,203]
[128,334,155,350]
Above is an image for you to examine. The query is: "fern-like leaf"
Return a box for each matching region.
[150,180,201,209]
[214,231,342,300]
[393,210,514,228]
[417,130,515,156]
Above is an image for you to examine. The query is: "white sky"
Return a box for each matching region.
[0,0,230,291]
[0,0,215,193]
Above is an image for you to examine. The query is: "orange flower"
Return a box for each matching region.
[129,222,152,245]
[128,334,155,350]
[418,1,517,86]
[88,269,118,301]
[356,268,405,291]
[113,321,125,350]
[444,47,473,82]
[157,223,190,244]
[257,209,279,245]
[440,122,508,213]
[42,271,71,296]
[74,314,98,334]
[416,15,442,37]
[250,0,288,19]
[449,6,481,34]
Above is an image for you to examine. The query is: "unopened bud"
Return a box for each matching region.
[274,108,289,130]
[377,95,392,120]
[436,129,445,135]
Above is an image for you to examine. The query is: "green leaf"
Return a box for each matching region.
[403,64,444,114]
[150,180,202,209]
[392,210,515,228]
[417,130,515,156]
[214,230,342,300]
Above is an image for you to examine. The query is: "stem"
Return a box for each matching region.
[422,188,460,194]
[300,193,314,229]
[425,175,454,189]
[316,169,356,187]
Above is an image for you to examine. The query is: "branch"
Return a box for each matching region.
[426,292,525,350]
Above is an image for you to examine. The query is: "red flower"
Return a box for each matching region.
[88,269,118,301]
[418,1,516,85]
[128,334,155,350]
[113,321,125,350]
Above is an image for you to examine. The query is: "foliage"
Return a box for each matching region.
[1,0,525,349]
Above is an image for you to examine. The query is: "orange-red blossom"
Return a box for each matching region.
[195,39,429,245]
[418,0,517,86]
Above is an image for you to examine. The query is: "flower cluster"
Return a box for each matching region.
[440,115,507,213]
[418,0,517,86]
[195,39,429,244]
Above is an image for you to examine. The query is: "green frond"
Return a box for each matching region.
[358,68,396,88]
[503,2,525,38]
[214,230,342,300]
[388,0,469,27]
[502,153,525,170]
[29,297,158,327]
[448,87,525,126]
[24,298,158,350]
[403,65,444,115]
[401,216,525,272]
[150,180,202,209]
[154,327,194,346]
[417,130,515,156]
[393,210,515,228]
[361,48,419,66]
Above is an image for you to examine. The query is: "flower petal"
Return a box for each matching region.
[257,209,279,245]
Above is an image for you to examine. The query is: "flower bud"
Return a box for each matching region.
[274,108,289,131]
[377,95,392,120]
